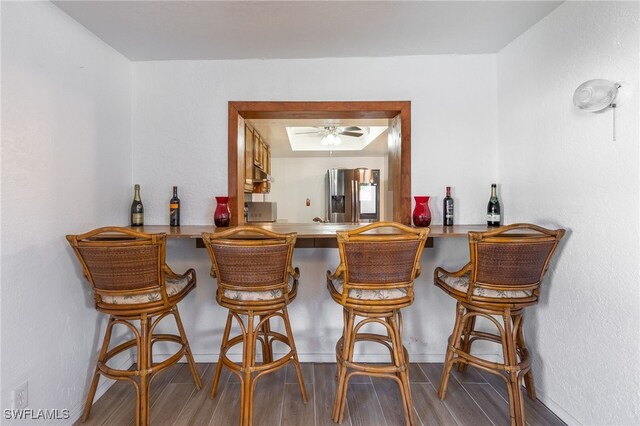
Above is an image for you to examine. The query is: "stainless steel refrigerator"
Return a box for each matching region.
[326,168,380,223]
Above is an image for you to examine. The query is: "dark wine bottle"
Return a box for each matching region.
[486,183,501,227]
[131,184,144,227]
[443,186,454,226]
[170,186,180,227]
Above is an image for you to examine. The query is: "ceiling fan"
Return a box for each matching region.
[295,126,365,138]
[294,126,365,146]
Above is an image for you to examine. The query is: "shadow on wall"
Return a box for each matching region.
[524,225,571,394]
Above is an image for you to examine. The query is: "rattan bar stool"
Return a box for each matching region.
[66,227,202,426]
[326,222,428,426]
[434,223,564,426]
[202,226,308,426]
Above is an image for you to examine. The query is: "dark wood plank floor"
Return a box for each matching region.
[77,363,565,426]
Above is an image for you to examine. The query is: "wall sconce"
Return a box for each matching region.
[573,79,629,141]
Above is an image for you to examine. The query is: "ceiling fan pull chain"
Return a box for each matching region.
[612,104,616,142]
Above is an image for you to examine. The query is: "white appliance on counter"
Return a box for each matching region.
[245,202,277,222]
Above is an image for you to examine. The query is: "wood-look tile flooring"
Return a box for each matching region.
[78,363,565,426]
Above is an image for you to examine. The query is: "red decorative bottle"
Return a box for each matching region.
[412,196,431,227]
[214,196,231,227]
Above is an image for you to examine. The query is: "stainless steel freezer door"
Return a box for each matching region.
[327,168,351,223]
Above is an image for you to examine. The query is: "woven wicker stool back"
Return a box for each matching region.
[204,227,295,311]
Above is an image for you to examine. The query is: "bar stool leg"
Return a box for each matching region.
[259,315,273,364]
[515,313,536,400]
[173,306,203,389]
[335,308,349,381]
[211,311,233,399]
[333,308,355,423]
[138,315,150,426]
[438,302,466,399]
[389,310,416,426]
[503,310,526,426]
[241,312,256,426]
[457,312,476,372]
[282,306,308,403]
[82,316,116,421]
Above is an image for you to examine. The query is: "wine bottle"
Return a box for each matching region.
[486,183,501,227]
[443,186,454,226]
[131,184,144,227]
[170,186,180,227]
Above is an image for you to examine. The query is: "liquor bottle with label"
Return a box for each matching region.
[443,186,454,226]
[170,186,180,227]
[486,183,501,227]
[130,184,144,226]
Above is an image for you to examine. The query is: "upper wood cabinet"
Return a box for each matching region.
[244,125,271,193]
[244,125,254,192]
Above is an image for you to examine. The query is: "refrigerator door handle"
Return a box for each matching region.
[354,180,359,223]
[351,179,356,222]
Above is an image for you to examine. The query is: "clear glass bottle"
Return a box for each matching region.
[443,186,454,226]
[130,184,144,226]
[486,184,501,227]
[169,186,180,227]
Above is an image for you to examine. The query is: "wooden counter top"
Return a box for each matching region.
[131,224,491,239]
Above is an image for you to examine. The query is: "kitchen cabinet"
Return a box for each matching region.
[244,125,271,193]
[265,146,271,193]
[244,124,254,192]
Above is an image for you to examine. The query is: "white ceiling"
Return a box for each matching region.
[52,1,563,61]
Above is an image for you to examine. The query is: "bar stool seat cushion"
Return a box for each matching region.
[438,272,532,299]
[101,274,191,305]
[330,277,408,300]
[223,276,295,301]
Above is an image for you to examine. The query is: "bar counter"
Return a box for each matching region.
[131,224,492,247]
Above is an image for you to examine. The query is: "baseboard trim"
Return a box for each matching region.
[534,393,582,425]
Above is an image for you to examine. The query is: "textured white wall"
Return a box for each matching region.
[133,55,497,227]
[132,55,498,362]
[1,1,132,422]
[497,2,640,424]
[269,156,387,223]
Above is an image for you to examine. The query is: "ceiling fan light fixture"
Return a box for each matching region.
[321,133,342,146]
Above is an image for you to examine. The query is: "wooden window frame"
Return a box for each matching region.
[228,101,411,225]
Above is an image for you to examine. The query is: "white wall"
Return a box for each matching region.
[133,55,498,363]
[497,2,640,425]
[133,55,497,227]
[269,156,387,223]
[1,1,132,423]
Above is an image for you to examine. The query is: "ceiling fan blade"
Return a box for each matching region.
[295,131,321,135]
[341,131,363,137]
[341,126,362,132]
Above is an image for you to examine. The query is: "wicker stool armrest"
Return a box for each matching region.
[289,266,300,280]
[326,265,344,283]
[434,262,471,281]
[163,265,196,282]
